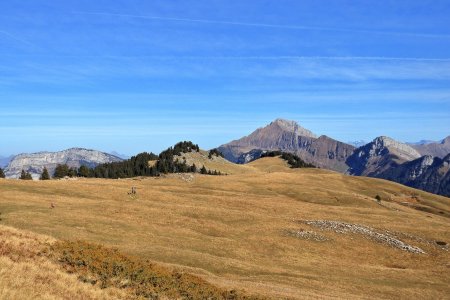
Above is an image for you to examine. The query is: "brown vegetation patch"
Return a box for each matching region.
[51,240,265,300]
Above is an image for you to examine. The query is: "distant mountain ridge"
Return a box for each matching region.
[347,140,367,148]
[218,118,450,197]
[409,136,450,158]
[4,148,122,179]
[2,120,449,197]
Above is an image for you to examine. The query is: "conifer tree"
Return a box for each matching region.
[0,168,5,178]
[68,167,77,178]
[40,167,50,180]
[19,169,33,180]
[54,164,69,178]
[78,165,90,177]
[200,166,207,174]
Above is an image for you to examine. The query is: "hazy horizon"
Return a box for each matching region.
[1,1,449,156]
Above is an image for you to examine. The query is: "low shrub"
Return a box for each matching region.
[51,240,263,300]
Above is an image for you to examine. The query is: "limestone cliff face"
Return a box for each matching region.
[218,119,354,172]
[346,136,422,176]
[411,136,450,158]
[5,148,122,179]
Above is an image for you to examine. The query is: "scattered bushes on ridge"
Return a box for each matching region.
[260,151,316,168]
[208,148,224,159]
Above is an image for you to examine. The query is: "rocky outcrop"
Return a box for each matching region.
[218,119,354,172]
[346,136,422,176]
[4,148,122,179]
[410,136,450,158]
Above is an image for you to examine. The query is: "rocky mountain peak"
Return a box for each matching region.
[371,136,421,160]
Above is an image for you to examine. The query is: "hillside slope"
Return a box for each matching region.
[0,225,127,300]
[1,159,449,299]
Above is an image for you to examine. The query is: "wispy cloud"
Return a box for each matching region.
[73,11,450,39]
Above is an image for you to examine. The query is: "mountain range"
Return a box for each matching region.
[218,119,450,197]
[3,148,122,179]
[1,118,449,197]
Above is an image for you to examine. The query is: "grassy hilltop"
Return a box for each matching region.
[0,156,449,299]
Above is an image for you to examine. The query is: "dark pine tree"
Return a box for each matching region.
[78,165,90,177]
[200,166,207,174]
[0,168,5,178]
[68,167,78,178]
[19,169,33,180]
[54,164,69,179]
[40,167,50,180]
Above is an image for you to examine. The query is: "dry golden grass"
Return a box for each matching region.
[0,225,128,300]
[0,157,449,299]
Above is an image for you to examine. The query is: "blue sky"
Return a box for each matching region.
[1,0,449,156]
